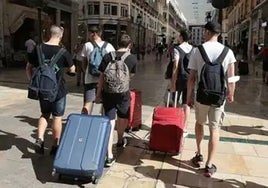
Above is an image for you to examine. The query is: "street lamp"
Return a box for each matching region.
[137,14,142,60]
[206,12,212,22]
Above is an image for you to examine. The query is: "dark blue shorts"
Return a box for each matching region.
[84,83,98,103]
[39,96,66,116]
[102,92,130,120]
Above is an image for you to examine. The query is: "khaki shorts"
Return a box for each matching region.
[195,101,225,129]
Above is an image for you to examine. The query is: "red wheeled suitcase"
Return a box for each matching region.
[127,89,142,131]
[149,91,185,153]
[53,113,111,184]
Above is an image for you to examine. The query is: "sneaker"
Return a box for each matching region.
[50,145,58,156]
[105,157,116,167]
[204,164,217,177]
[34,138,44,155]
[116,137,127,148]
[191,153,204,167]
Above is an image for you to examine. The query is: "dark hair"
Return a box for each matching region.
[179,30,189,41]
[88,25,102,34]
[204,21,221,34]
[118,34,132,48]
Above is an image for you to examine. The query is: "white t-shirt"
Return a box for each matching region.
[174,42,193,63]
[81,41,115,84]
[25,39,36,53]
[188,41,236,82]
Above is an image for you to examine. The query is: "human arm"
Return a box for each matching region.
[226,63,235,103]
[25,62,33,81]
[186,69,197,107]
[170,49,179,92]
[95,73,104,104]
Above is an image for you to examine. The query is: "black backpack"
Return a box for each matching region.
[176,46,193,83]
[28,45,66,102]
[196,45,229,107]
[164,45,192,81]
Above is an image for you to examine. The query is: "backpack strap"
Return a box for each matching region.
[50,48,66,67]
[110,51,130,62]
[110,51,116,61]
[101,41,108,50]
[198,45,229,64]
[215,46,229,64]
[175,46,186,56]
[92,41,98,48]
[198,45,211,63]
[36,44,45,66]
[120,51,131,62]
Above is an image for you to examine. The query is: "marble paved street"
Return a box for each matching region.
[0,55,268,188]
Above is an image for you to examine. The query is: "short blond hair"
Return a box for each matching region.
[50,25,64,38]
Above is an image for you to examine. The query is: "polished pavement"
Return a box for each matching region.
[0,54,268,188]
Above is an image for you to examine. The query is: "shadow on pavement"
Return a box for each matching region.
[134,161,267,188]
[221,125,268,136]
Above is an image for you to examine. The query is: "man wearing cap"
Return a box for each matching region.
[186,21,236,177]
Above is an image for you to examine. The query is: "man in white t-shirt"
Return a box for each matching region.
[80,26,115,114]
[170,30,193,132]
[186,22,236,177]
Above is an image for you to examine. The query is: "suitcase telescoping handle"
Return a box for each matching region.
[90,102,104,115]
[166,90,178,108]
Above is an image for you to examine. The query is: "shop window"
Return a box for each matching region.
[88,2,100,15]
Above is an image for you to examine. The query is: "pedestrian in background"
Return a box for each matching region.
[257,44,268,84]
[25,32,37,62]
[73,36,84,86]
[187,22,236,177]
[26,25,75,155]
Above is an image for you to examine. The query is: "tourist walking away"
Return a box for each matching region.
[25,32,37,61]
[26,25,75,155]
[95,34,137,166]
[170,30,193,133]
[80,25,115,114]
[186,22,236,177]
[73,36,84,86]
[257,44,268,84]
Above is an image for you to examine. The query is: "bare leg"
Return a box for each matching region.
[37,113,50,141]
[183,104,190,128]
[206,127,220,167]
[117,117,128,143]
[195,121,204,155]
[51,116,63,145]
[107,120,115,159]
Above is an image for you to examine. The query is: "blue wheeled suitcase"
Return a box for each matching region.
[52,113,111,184]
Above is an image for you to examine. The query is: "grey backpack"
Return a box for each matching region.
[103,51,130,93]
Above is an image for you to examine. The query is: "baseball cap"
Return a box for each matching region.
[204,21,222,33]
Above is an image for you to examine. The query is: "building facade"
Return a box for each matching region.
[224,0,268,60]
[78,0,187,49]
[0,0,78,67]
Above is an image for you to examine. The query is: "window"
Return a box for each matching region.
[104,4,111,15]
[111,5,118,15]
[88,2,100,15]
[104,3,118,16]
[121,4,128,17]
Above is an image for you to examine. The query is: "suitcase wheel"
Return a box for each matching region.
[91,175,99,184]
